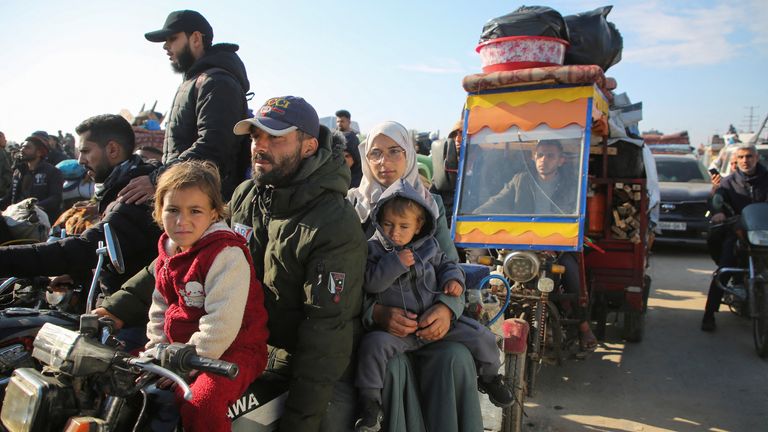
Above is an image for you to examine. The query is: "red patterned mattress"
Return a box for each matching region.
[462,65,611,100]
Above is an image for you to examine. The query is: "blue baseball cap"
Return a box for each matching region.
[234,96,319,138]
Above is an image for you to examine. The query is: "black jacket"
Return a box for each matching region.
[716,163,768,215]
[0,155,162,307]
[150,43,250,198]
[0,161,63,222]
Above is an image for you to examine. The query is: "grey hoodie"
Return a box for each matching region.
[366,179,465,318]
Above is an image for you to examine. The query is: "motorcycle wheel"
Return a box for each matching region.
[501,351,526,432]
[622,310,644,342]
[752,282,768,358]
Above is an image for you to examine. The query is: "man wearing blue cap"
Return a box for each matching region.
[120,9,250,203]
[229,96,367,431]
[124,96,366,430]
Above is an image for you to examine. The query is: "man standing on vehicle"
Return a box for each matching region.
[120,9,250,204]
[0,115,161,342]
[228,96,367,431]
[703,144,768,331]
[335,109,362,188]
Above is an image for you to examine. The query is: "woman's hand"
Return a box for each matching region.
[373,304,418,337]
[416,303,452,341]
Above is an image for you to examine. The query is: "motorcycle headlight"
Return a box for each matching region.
[747,230,768,246]
[1,368,75,432]
[502,252,540,283]
[32,323,116,376]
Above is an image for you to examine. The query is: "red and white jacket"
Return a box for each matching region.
[147,222,268,372]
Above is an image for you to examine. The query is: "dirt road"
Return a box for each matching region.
[482,244,768,431]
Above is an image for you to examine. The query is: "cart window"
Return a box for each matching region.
[458,136,584,217]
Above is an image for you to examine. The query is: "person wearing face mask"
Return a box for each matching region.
[347,121,482,432]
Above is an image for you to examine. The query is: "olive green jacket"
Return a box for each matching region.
[229,126,367,431]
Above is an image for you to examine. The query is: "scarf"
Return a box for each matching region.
[348,121,439,223]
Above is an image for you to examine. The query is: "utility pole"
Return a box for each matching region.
[742,106,759,132]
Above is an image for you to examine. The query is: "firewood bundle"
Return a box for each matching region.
[610,182,642,243]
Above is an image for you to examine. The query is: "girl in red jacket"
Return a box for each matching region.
[146,160,268,431]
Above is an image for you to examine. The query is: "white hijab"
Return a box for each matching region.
[348,121,439,223]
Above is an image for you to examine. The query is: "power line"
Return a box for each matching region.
[742,106,759,132]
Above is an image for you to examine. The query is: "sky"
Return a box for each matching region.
[1,0,767,148]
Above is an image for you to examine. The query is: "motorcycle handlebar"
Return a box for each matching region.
[185,355,239,379]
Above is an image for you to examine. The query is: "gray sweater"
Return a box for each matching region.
[365,179,465,318]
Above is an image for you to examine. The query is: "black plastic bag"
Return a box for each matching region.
[564,6,623,71]
[479,5,569,43]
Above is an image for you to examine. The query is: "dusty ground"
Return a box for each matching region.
[482,243,768,431]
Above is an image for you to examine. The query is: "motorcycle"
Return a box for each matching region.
[0,319,238,431]
[449,77,653,431]
[0,223,121,385]
[709,199,768,357]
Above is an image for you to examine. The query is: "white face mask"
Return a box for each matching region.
[46,289,68,307]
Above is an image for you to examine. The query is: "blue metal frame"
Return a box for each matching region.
[451,84,598,252]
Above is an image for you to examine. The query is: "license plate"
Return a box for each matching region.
[659,221,687,231]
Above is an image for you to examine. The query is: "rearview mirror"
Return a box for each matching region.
[102,223,124,274]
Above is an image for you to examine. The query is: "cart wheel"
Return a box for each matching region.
[752,282,768,358]
[623,310,644,342]
[501,351,527,432]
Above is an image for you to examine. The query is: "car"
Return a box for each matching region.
[654,153,712,242]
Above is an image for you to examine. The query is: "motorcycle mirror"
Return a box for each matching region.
[102,223,125,274]
[711,193,725,212]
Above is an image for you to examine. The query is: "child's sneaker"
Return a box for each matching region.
[478,374,514,407]
[354,398,383,432]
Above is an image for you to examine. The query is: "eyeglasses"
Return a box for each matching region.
[366,148,406,163]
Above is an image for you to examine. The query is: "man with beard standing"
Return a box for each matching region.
[120,10,250,204]
[229,96,367,431]
[0,135,63,222]
[0,115,161,348]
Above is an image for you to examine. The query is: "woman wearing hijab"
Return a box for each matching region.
[348,121,458,261]
[348,121,483,431]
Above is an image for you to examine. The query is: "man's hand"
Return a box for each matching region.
[711,173,722,187]
[397,249,415,267]
[48,274,74,290]
[373,304,418,337]
[92,307,125,330]
[416,303,452,341]
[711,212,727,224]
[118,175,155,205]
[443,280,463,297]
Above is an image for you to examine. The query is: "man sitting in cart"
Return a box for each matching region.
[473,139,596,350]
[473,140,577,215]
